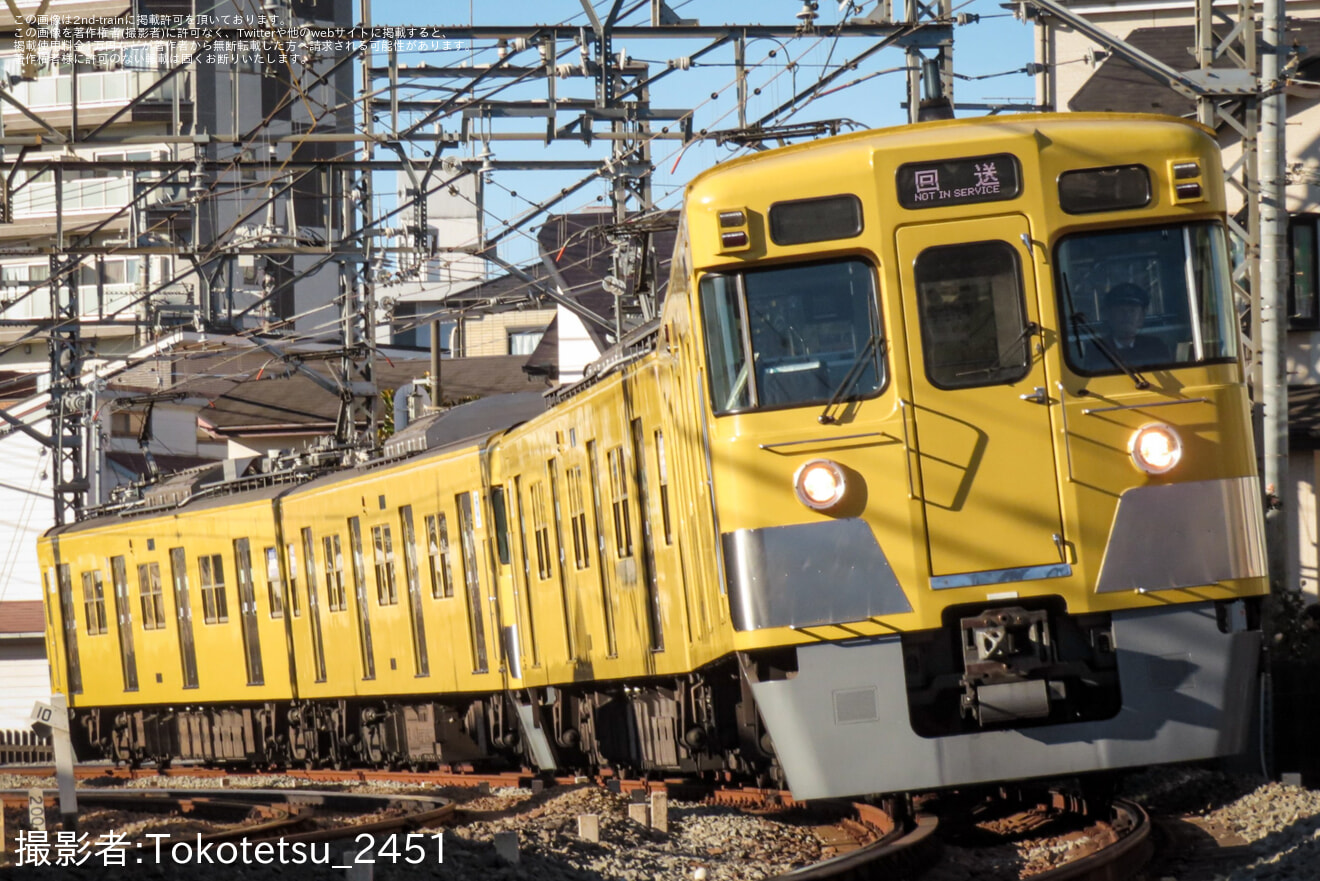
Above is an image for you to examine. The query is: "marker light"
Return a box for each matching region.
[794,459,848,511]
[1129,423,1183,475]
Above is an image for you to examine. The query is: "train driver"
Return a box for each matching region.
[1087,282,1170,369]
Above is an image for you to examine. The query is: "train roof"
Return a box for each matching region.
[682,112,1214,195]
[48,392,550,537]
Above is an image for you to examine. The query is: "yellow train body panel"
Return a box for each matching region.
[38,495,292,708]
[676,114,1263,655]
[41,113,1266,795]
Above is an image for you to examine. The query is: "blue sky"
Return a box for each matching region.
[366,1,1037,267]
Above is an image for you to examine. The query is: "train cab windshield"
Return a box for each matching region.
[1056,222,1238,377]
[699,258,884,414]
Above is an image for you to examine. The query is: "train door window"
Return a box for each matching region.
[56,564,82,694]
[347,516,376,680]
[285,543,301,617]
[371,524,398,605]
[322,535,347,611]
[109,557,138,691]
[232,538,264,687]
[425,513,454,598]
[1290,215,1320,329]
[169,548,199,689]
[586,442,619,657]
[490,487,512,566]
[699,259,883,413]
[300,528,327,682]
[606,446,634,558]
[456,492,489,673]
[137,562,165,629]
[1057,222,1238,374]
[529,481,552,579]
[655,430,672,545]
[263,547,285,619]
[197,554,229,624]
[512,476,539,666]
[914,241,1030,389]
[566,467,590,569]
[398,506,430,676]
[81,570,108,635]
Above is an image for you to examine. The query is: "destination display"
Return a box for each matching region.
[896,153,1021,209]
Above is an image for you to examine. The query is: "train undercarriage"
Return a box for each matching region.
[69,663,781,783]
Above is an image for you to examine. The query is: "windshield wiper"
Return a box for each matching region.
[818,333,882,425]
[1060,273,1149,390]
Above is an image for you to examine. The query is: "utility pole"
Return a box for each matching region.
[1260,0,1288,588]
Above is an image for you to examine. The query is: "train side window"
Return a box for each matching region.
[81,571,107,635]
[425,513,455,597]
[529,481,553,579]
[1289,215,1320,329]
[914,241,1030,390]
[323,535,347,611]
[699,258,883,413]
[490,487,512,566]
[607,446,633,558]
[137,563,165,630]
[1056,222,1238,375]
[198,554,229,624]
[263,547,285,618]
[700,274,752,411]
[566,467,590,569]
[372,524,398,605]
[655,430,672,545]
[286,543,301,617]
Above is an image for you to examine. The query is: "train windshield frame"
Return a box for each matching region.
[1055,221,1238,376]
[698,257,884,415]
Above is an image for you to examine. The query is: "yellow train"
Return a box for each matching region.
[40,112,1268,797]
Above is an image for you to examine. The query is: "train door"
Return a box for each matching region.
[509,478,540,667]
[232,539,264,686]
[456,491,490,673]
[346,517,376,679]
[169,547,200,688]
[629,418,663,652]
[895,216,1067,586]
[300,528,328,682]
[110,556,139,691]
[398,507,430,677]
[54,563,82,694]
[585,441,619,657]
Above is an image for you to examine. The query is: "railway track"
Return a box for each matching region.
[2,766,1152,879]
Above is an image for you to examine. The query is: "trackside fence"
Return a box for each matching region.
[0,728,52,764]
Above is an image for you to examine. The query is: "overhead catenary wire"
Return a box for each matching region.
[0,3,1023,453]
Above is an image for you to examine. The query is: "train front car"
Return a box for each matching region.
[682,114,1267,799]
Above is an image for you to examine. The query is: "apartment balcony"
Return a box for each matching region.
[0,68,193,134]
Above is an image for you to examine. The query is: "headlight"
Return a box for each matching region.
[794,459,848,511]
[1129,423,1183,474]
